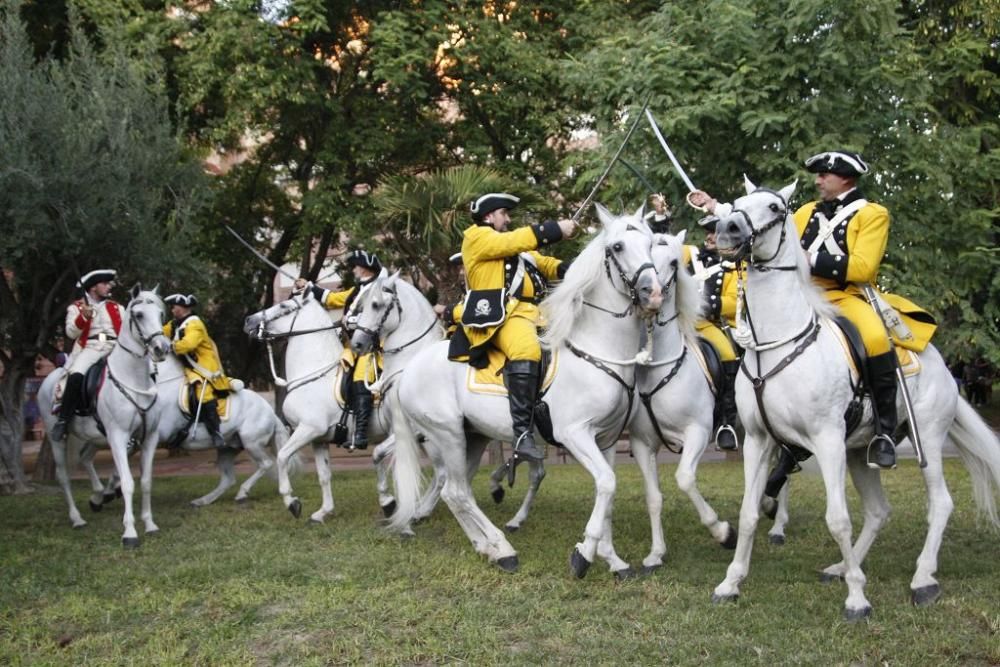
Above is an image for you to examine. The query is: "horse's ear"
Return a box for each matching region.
[634,203,646,225]
[594,202,612,228]
[130,283,142,301]
[778,180,798,205]
[150,283,160,295]
[676,229,687,244]
[743,174,757,194]
[386,270,401,287]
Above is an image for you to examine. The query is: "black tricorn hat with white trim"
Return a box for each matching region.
[345,249,382,273]
[77,269,117,291]
[469,192,519,222]
[448,252,463,266]
[804,150,869,178]
[164,293,198,307]
[697,215,720,232]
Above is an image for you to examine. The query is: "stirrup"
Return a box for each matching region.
[715,424,739,451]
[866,434,897,470]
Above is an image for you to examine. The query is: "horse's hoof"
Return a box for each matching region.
[819,572,844,584]
[400,528,416,540]
[496,555,519,573]
[145,528,159,537]
[911,584,941,607]
[569,548,591,579]
[491,487,505,504]
[504,524,519,534]
[235,497,249,505]
[768,534,786,546]
[711,592,738,605]
[640,563,662,577]
[843,605,872,622]
[122,537,140,550]
[72,522,87,530]
[288,499,302,519]
[721,525,737,550]
[761,496,778,520]
[381,501,397,518]
[189,501,204,509]
[89,500,103,513]
[614,566,638,581]
[308,517,323,526]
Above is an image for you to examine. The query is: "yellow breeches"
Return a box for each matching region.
[188,378,218,402]
[352,352,380,383]
[490,314,541,362]
[695,321,737,361]
[825,290,891,356]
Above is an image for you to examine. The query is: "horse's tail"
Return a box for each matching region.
[267,412,303,479]
[386,390,425,533]
[949,396,1000,529]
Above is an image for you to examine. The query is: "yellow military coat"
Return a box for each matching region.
[316,285,381,382]
[164,315,231,392]
[460,222,563,351]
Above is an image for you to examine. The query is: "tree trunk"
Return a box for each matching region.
[31,436,56,482]
[0,367,32,495]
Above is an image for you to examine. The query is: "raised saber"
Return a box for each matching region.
[645,110,708,211]
[859,283,927,468]
[571,94,652,225]
[223,224,297,281]
[617,157,659,195]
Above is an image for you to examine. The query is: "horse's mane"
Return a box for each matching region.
[784,216,838,320]
[541,224,618,349]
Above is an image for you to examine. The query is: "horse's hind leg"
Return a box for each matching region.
[631,436,666,572]
[52,437,87,528]
[191,447,238,507]
[504,460,546,532]
[675,425,734,548]
[234,439,274,503]
[79,443,106,510]
[309,442,335,523]
[487,442,507,504]
[813,438,872,620]
[910,429,953,605]
[767,481,791,545]
[820,450,891,580]
[373,434,397,516]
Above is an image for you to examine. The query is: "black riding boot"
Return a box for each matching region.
[200,400,227,448]
[51,372,84,442]
[866,352,898,470]
[715,360,740,451]
[351,381,373,450]
[504,360,545,463]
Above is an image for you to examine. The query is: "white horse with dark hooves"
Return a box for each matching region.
[37,286,172,548]
[387,205,663,578]
[711,179,1000,619]
[628,231,738,574]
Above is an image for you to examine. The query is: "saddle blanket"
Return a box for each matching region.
[465,348,559,396]
[178,383,231,421]
[830,324,921,378]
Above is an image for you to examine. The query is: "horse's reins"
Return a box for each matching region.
[253,295,343,393]
[104,298,164,445]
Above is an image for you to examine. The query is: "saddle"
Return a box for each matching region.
[694,338,723,397]
[178,382,230,421]
[465,347,557,396]
[54,359,107,417]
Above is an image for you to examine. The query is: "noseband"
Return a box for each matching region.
[727,188,792,269]
[119,297,168,359]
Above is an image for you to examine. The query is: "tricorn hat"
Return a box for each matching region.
[804,150,869,178]
[77,269,117,291]
[469,193,519,222]
[164,293,198,308]
[346,249,382,274]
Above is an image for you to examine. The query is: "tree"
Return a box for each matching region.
[0,3,207,493]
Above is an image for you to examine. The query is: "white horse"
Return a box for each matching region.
[243,291,397,522]
[710,179,1000,619]
[150,353,292,506]
[628,231,737,573]
[387,205,663,577]
[37,285,172,548]
[347,270,446,516]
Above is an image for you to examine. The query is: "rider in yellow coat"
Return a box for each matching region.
[164,293,231,447]
[451,192,574,463]
[681,213,741,451]
[294,249,382,449]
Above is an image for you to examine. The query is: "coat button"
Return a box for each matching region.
[835,255,842,261]
[505,263,511,269]
[832,270,839,276]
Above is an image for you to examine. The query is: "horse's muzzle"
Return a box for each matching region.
[151,336,171,363]
[351,331,374,356]
[635,272,663,314]
[243,314,262,336]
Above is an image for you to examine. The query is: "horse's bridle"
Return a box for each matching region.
[355,286,439,356]
[584,230,658,318]
[253,294,341,342]
[726,188,794,270]
[117,297,169,359]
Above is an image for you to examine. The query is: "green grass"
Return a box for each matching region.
[1,460,998,665]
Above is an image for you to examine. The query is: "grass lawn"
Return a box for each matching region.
[1,459,997,665]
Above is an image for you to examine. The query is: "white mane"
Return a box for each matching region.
[784,215,838,320]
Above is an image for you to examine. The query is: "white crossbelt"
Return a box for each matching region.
[806,199,867,255]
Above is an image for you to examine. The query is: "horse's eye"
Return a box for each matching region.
[135,312,143,319]
[612,242,624,253]
[769,203,780,212]
[372,302,382,311]
[671,259,678,270]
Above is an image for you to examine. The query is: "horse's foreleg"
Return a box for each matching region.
[631,436,666,572]
[191,448,238,506]
[593,444,630,576]
[564,429,620,578]
[813,440,871,620]
[675,426,733,548]
[767,481,791,545]
[51,437,86,528]
[713,433,773,603]
[107,436,139,548]
[310,442,334,523]
[276,424,322,518]
[79,443,106,510]
[821,451,892,578]
[138,434,159,535]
